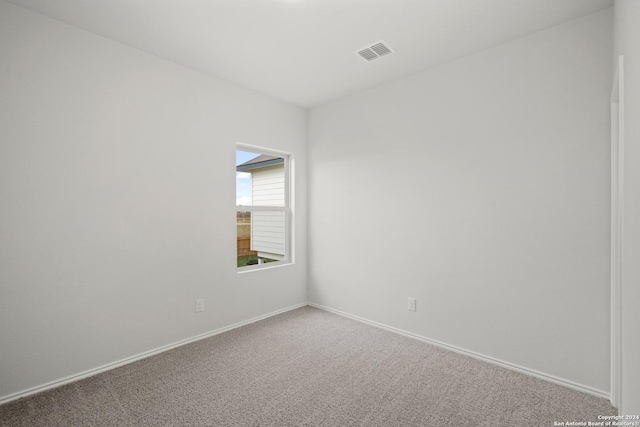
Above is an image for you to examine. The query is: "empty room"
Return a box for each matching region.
[1,0,639,425]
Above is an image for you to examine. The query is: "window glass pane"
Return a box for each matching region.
[237,210,285,267]
[236,150,257,207]
[236,147,289,270]
[236,150,285,207]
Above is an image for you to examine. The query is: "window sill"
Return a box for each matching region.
[237,260,294,274]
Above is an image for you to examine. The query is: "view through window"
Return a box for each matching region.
[236,147,289,269]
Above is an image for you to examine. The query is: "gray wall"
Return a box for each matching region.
[614,0,640,415]
[0,0,307,400]
[308,10,613,394]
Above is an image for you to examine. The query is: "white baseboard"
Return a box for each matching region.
[0,302,307,405]
[2,301,609,405]
[308,302,609,400]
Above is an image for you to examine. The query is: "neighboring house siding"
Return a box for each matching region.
[252,165,285,206]
[251,165,285,259]
[251,211,285,259]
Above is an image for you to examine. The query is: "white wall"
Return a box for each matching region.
[308,10,612,394]
[0,1,307,401]
[614,0,640,414]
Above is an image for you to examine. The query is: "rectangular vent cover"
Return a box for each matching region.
[355,40,395,62]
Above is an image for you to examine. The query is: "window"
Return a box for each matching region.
[236,144,291,270]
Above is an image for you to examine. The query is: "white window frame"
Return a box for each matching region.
[236,143,292,272]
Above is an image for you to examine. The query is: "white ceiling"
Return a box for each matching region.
[7,0,612,108]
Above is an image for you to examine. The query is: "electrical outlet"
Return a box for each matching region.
[195,298,205,313]
[408,298,416,312]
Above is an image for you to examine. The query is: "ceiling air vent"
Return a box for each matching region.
[355,40,395,62]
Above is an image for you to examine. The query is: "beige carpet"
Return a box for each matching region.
[0,306,616,426]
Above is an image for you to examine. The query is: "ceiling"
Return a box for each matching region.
[6,0,613,108]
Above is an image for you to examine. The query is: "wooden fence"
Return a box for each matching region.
[237,236,257,258]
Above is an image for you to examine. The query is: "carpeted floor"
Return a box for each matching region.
[0,306,616,426]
